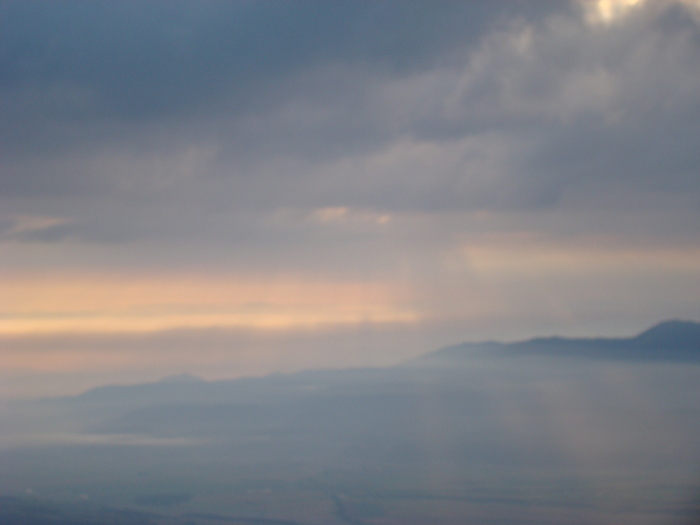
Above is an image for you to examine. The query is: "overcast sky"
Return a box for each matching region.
[2,0,700,397]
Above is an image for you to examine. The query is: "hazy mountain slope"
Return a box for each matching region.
[38,320,698,470]
[43,319,700,413]
[18,319,700,447]
[4,320,700,525]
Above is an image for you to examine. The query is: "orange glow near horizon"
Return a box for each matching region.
[1,273,419,335]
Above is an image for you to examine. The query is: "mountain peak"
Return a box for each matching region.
[634,320,700,346]
[158,373,204,384]
[417,320,700,364]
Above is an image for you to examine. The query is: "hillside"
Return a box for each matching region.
[3,320,700,525]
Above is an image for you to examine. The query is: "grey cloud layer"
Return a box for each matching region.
[1,2,525,128]
[2,1,699,243]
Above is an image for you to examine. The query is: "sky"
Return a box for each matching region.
[1,0,700,397]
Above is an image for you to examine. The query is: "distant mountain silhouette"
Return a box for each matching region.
[634,319,700,347]
[52,320,700,410]
[421,319,700,363]
[158,373,205,383]
[24,319,698,447]
[7,320,700,525]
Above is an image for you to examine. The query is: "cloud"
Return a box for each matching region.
[0,3,554,197]
[0,2,526,144]
[1,1,699,382]
[2,1,698,236]
[0,215,72,241]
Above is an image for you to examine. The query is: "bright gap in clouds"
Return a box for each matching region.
[585,0,700,24]
[586,0,645,24]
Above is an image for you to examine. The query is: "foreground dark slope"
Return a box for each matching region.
[3,320,700,525]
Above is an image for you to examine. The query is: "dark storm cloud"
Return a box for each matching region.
[2,0,522,203]
[1,0,699,243]
[0,1,561,149]
[1,1,542,125]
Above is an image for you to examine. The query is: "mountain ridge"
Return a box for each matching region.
[34,319,700,404]
[419,319,700,364]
